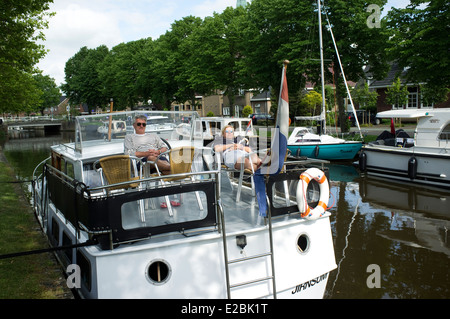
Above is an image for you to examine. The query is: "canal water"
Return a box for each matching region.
[2,129,449,299]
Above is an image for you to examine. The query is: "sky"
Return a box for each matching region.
[36,0,413,87]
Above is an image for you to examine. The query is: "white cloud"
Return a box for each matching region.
[37,2,124,85]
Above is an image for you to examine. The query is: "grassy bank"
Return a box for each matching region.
[0,154,71,299]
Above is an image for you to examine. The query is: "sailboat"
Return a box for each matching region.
[287,0,363,161]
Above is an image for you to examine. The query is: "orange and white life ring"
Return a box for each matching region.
[296,168,329,220]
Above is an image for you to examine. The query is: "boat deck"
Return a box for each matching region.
[119,171,298,234]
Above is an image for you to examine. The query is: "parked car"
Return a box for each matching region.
[248,113,274,125]
[348,110,379,126]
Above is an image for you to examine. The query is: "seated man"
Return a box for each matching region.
[213,125,261,172]
[124,115,171,175]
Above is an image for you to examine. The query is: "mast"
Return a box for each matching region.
[318,0,326,134]
[324,11,363,138]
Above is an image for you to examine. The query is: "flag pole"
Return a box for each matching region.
[108,98,113,141]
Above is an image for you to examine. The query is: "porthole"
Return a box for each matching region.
[146,259,171,285]
[296,234,310,253]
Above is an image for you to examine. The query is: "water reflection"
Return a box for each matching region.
[2,129,72,180]
[2,131,449,298]
[325,164,450,299]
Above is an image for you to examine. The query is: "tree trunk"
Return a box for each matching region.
[333,59,349,133]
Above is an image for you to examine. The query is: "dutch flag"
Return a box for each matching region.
[254,61,290,217]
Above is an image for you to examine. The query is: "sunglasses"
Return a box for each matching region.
[136,122,147,127]
[225,130,234,133]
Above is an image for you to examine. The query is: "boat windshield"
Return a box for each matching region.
[295,128,311,137]
[74,111,202,153]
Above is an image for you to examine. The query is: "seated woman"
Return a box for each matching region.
[213,125,262,172]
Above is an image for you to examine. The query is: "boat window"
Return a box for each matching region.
[438,123,450,140]
[51,218,59,245]
[295,129,310,137]
[62,231,73,265]
[120,190,209,230]
[82,163,102,188]
[60,158,75,179]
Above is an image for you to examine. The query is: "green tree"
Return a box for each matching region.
[241,0,315,96]
[99,39,149,110]
[302,91,323,116]
[386,0,450,96]
[420,84,449,107]
[146,17,202,110]
[352,82,378,112]
[33,73,61,115]
[62,46,110,111]
[188,7,248,115]
[385,77,408,108]
[140,35,175,109]
[0,0,53,113]
[323,0,389,132]
[241,0,389,132]
[242,105,253,118]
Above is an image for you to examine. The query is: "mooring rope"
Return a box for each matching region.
[0,239,97,260]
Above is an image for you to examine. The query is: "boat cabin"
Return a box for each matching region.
[375,109,450,148]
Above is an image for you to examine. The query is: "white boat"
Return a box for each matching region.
[145,115,176,139]
[32,110,336,299]
[97,120,127,137]
[288,0,363,160]
[175,117,255,146]
[124,114,176,140]
[288,126,363,160]
[200,117,254,139]
[359,108,450,188]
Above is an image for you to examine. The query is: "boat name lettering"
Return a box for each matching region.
[291,273,328,294]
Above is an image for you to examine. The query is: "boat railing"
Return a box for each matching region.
[43,164,220,250]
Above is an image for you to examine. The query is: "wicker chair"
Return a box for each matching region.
[97,155,141,190]
[95,155,145,222]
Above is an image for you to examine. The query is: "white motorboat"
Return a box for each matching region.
[359,108,450,188]
[174,117,255,146]
[125,114,176,140]
[97,120,127,138]
[145,115,176,139]
[288,126,362,160]
[32,110,336,299]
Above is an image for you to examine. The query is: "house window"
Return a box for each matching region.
[421,95,434,109]
[406,87,418,109]
[223,106,230,116]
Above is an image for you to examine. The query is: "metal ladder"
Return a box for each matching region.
[218,196,277,299]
